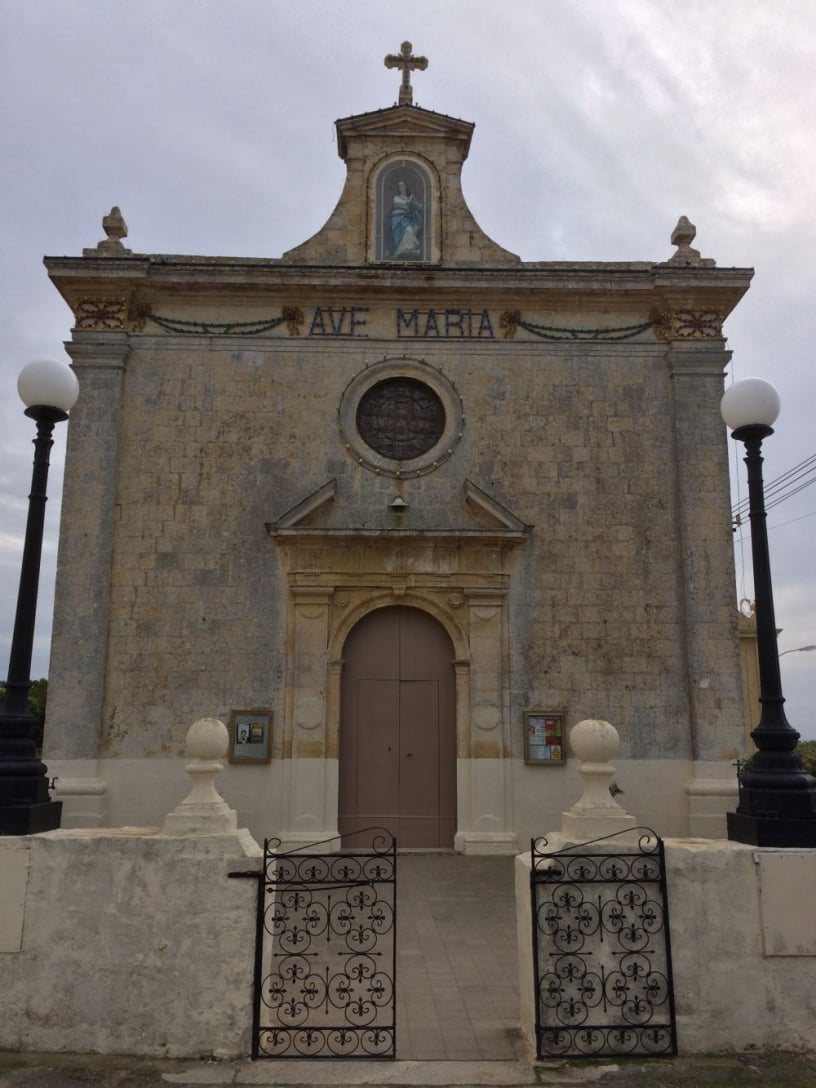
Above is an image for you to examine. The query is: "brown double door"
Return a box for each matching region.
[339,606,456,848]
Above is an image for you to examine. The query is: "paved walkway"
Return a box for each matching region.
[396,853,519,1060]
[3,1052,816,1087]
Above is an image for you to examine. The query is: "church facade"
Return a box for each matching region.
[42,64,752,850]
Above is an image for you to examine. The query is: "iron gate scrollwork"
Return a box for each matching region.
[250,828,396,1059]
[531,828,677,1059]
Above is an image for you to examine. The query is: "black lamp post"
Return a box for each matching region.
[721,378,816,847]
[0,359,79,835]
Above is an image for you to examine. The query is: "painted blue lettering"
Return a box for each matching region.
[423,309,440,336]
[445,310,464,337]
[309,307,327,335]
[396,309,419,336]
[328,308,347,335]
[477,310,494,338]
[349,307,368,336]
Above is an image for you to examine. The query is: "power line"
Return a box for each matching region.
[732,452,816,524]
[733,453,816,515]
[769,509,816,531]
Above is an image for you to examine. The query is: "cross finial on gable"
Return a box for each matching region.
[384,41,428,106]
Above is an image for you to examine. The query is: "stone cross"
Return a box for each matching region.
[384,41,428,106]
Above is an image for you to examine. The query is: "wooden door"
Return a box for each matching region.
[339,606,456,848]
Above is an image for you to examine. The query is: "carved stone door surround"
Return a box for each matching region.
[270,513,527,852]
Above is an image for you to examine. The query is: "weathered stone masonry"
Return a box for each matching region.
[42,100,752,847]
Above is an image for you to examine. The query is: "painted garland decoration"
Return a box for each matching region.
[501,311,654,341]
[129,306,304,336]
[502,309,724,342]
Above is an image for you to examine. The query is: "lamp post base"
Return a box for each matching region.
[727,810,816,848]
[0,800,62,836]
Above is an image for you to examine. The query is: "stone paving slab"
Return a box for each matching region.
[201,1059,537,1085]
[396,854,519,1061]
[2,1052,816,1088]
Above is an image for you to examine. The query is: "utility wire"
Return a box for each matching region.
[769,509,816,531]
[732,452,816,514]
[732,452,816,525]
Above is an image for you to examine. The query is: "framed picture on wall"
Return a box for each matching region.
[228,709,272,764]
[523,711,565,765]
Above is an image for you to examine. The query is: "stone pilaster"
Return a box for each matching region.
[667,338,743,760]
[44,332,129,821]
[280,587,335,846]
[454,589,517,853]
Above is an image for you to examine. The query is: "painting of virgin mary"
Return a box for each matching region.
[390,179,423,257]
[376,161,430,261]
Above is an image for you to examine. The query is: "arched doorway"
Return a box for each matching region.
[339,606,456,848]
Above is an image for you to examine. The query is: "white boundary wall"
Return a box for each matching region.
[0,829,261,1058]
[516,837,816,1058]
[1,829,814,1058]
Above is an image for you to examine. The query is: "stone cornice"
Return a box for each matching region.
[268,527,529,545]
[335,104,474,160]
[63,330,130,368]
[271,529,520,584]
[665,338,733,377]
[45,256,754,323]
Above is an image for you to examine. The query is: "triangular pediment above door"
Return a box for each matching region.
[268,478,531,539]
[267,478,531,580]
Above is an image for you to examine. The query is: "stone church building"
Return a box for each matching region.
[42,51,752,850]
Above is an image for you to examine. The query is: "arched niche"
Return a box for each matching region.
[373,158,435,263]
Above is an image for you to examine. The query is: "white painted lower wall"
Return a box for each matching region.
[0,829,261,1058]
[47,755,739,848]
[515,838,816,1058]
[2,828,814,1059]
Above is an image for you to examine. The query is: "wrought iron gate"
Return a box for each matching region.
[247,828,396,1059]
[531,829,677,1059]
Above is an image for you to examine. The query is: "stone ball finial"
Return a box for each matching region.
[185,717,229,761]
[161,717,237,836]
[569,718,620,763]
[561,718,636,840]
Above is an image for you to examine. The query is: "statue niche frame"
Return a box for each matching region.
[375,159,432,262]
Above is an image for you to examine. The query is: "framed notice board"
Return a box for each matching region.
[228,709,272,764]
[524,711,565,765]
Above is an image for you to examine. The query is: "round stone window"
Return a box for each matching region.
[339,358,464,478]
[356,377,445,460]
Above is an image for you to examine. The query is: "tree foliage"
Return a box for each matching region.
[0,678,47,751]
[797,740,816,776]
[740,739,816,777]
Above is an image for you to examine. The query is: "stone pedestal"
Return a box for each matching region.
[161,718,238,836]
[560,718,636,840]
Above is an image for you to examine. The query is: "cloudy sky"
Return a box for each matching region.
[2,0,814,740]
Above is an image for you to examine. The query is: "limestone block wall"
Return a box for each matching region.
[47,332,741,763]
[0,830,260,1058]
[41,261,747,841]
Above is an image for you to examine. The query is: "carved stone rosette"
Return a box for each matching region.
[653,308,724,341]
[74,298,128,331]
